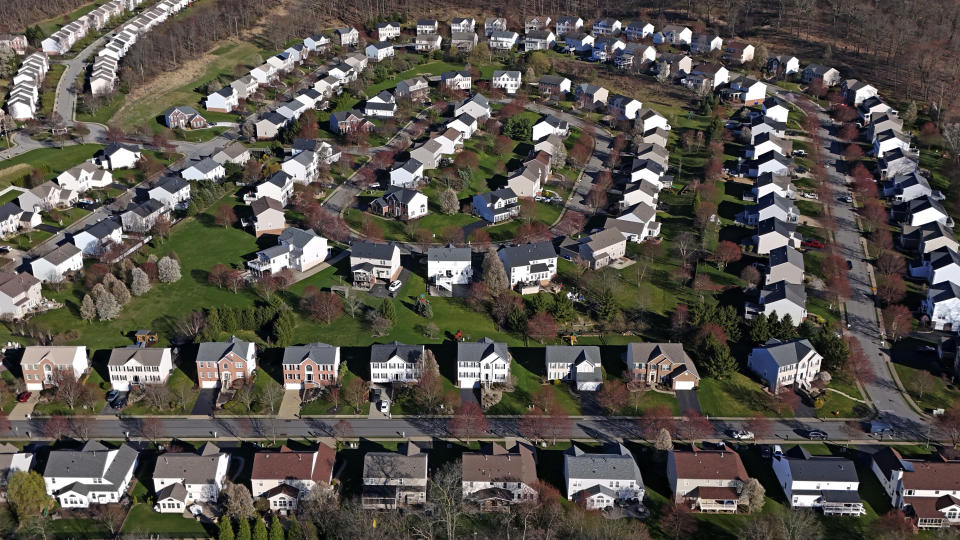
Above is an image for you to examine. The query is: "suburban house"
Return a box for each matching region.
[281,150,319,183]
[922,281,960,331]
[747,338,822,392]
[843,79,878,106]
[636,107,671,133]
[873,129,911,157]
[728,76,767,106]
[555,16,584,36]
[376,22,401,41]
[163,105,207,129]
[56,162,112,192]
[107,346,173,391]
[0,444,33,500]
[447,113,478,139]
[538,75,572,97]
[43,441,139,508]
[255,112,288,140]
[0,271,42,320]
[251,444,336,512]
[575,83,609,108]
[457,338,509,389]
[753,280,807,324]
[20,345,88,391]
[657,25,692,45]
[531,114,570,141]
[450,17,476,33]
[205,86,238,113]
[619,180,659,210]
[860,96,898,123]
[766,246,805,285]
[462,442,537,510]
[282,343,340,390]
[507,160,547,197]
[545,345,603,391]
[365,41,395,62]
[0,203,23,238]
[362,442,429,510]
[565,444,644,509]
[882,171,932,202]
[335,27,359,46]
[593,17,622,36]
[364,90,397,118]
[473,188,520,224]
[395,77,430,101]
[525,15,552,32]
[870,447,960,529]
[767,54,800,75]
[120,199,169,233]
[564,32,595,52]
[687,62,729,90]
[741,192,798,225]
[605,202,661,242]
[17,181,77,212]
[608,94,643,121]
[901,221,959,255]
[878,148,919,179]
[762,96,791,124]
[427,245,473,294]
[559,228,626,269]
[524,30,556,51]
[350,241,401,288]
[801,64,841,86]
[416,19,438,34]
[441,70,472,91]
[153,444,230,513]
[415,33,442,51]
[195,336,257,390]
[754,217,802,254]
[148,176,191,210]
[181,157,225,182]
[95,143,141,170]
[691,33,723,54]
[249,227,328,275]
[491,70,522,93]
[498,242,557,288]
[625,20,654,40]
[892,197,950,227]
[625,342,700,390]
[668,448,751,513]
[772,445,865,515]
[370,187,429,221]
[409,139,443,171]
[30,243,83,283]
[455,93,491,119]
[390,159,425,187]
[329,110,372,135]
[656,52,693,77]
[746,132,791,159]
[249,195,287,237]
[451,31,478,51]
[753,173,796,200]
[723,41,755,64]
[484,17,508,36]
[910,247,960,285]
[72,219,122,256]
[370,342,425,384]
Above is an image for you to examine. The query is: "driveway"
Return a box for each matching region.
[190,389,217,416]
[676,389,701,415]
[34,224,61,234]
[278,390,301,419]
[8,393,38,420]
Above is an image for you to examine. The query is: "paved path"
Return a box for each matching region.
[278,390,301,419]
[53,29,117,125]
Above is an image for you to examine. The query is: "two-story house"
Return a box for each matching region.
[370,341,425,384]
[491,70,522,93]
[772,445,864,515]
[282,343,340,390]
[871,447,960,529]
[107,346,173,391]
[251,444,336,512]
[427,245,473,294]
[463,442,537,510]
[20,345,88,391]
[120,199,169,233]
[195,337,257,390]
[153,443,230,513]
[747,339,822,392]
[362,442,429,509]
[370,186,428,221]
[625,342,700,390]
[148,176,191,210]
[565,443,644,509]
[668,448,751,513]
[44,441,139,508]
[350,241,401,288]
[545,345,602,391]
[473,188,520,224]
[765,246,805,286]
[559,228,626,270]
[457,338,509,389]
[498,242,557,288]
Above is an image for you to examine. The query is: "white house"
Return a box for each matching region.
[281,150,319,183]
[608,94,643,121]
[153,444,230,514]
[427,245,473,294]
[565,444,644,509]
[473,188,520,224]
[625,21,654,40]
[350,241,401,287]
[376,22,401,41]
[251,444,336,512]
[545,345,602,391]
[447,113,478,139]
[765,246,805,285]
[747,338,822,392]
[107,347,174,391]
[96,143,141,170]
[741,192,798,226]
[729,76,767,106]
[524,30,556,51]
[369,342,425,384]
[923,281,960,331]
[894,197,950,227]
[455,93,491,120]
[364,90,396,118]
[801,64,841,86]
[498,242,557,288]
[762,97,791,124]
[564,32,594,52]
[30,243,83,283]
[44,441,138,508]
[691,33,723,54]
[658,25,692,45]
[492,70,522,93]
[911,247,960,285]
[871,447,960,529]
[248,228,328,276]
[754,280,806,324]
[771,446,864,515]
[72,219,122,256]
[768,55,800,75]
[56,162,112,192]
[882,171,931,203]
[489,30,519,50]
[456,338,509,389]
[390,159,424,188]
[148,176,191,210]
[365,41,394,62]
[369,187,428,221]
[181,157,224,181]
[668,449,750,512]
[441,70,472,91]
[416,19,439,35]
[593,18,622,36]
[531,115,569,141]
[605,202,661,242]
[205,86,238,113]
[555,16,584,36]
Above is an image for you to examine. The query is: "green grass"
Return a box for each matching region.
[50,518,110,539]
[122,504,211,537]
[38,64,66,119]
[221,368,283,414]
[796,199,824,217]
[122,369,199,415]
[33,369,106,416]
[486,354,582,416]
[299,369,369,415]
[893,361,959,412]
[43,207,90,228]
[698,372,793,418]
[77,92,125,124]
[37,1,103,36]
[0,144,103,186]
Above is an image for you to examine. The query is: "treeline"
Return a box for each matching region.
[0,0,90,33]
[120,0,280,88]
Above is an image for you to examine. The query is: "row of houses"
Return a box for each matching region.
[91,0,197,96]
[40,0,145,56]
[5,52,50,121]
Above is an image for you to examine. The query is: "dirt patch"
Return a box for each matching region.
[0,163,31,185]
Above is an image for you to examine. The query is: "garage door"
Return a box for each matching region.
[674,381,695,390]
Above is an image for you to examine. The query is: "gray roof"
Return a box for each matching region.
[768,246,804,272]
[626,342,699,379]
[363,450,427,480]
[45,441,138,490]
[279,227,319,249]
[153,446,226,486]
[498,241,556,268]
[540,75,568,85]
[0,202,22,222]
[370,341,424,365]
[186,157,221,175]
[428,244,471,262]
[38,243,80,266]
[538,114,568,130]
[457,337,508,364]
[757,217,796,237]
[778,446,859,483]
[151,175,189,195]
[545,345,600,366]
[156,482,187,502]
[127,199,165,218]
[195,336,254,365]
[282,342,338,366]
[929,281,960,303]
[107,346,169,367]
[379,186,424,205]
[756,192,796,213]
[753,338,815,367]
[351,241,398,260]
[368,41,392,51]
[400,158,423,173]
[266,171,292,188]
[104,142,140,156]
[929,247,960,270]
[760,280,807,307]
[476,187,517,206]
[492,70,521,79]
[564,443,643,483]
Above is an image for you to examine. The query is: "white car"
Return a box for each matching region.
[731,430,755,440]
[388,280,403,292]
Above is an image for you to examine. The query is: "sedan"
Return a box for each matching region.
[807,429,828,440]
[110,397,127,410]
[105,390,119,402]
[846,260,853,270]
[731,430,755,440]
[16,392,31,403]
[387,280,403,292]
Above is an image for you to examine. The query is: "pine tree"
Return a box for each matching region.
[749,314,772,344]
[272,310,295,347]
[236,518,251,540]
[252,517,268,540]
[158,256,181,283]
[130,267,151,296]
[481,248,509,295]
[268,515,284,540]
[219,520,235,540]
[286,518,303,540]
[95,291,120,320]
[379,298,397,321]
[80,294,96,322]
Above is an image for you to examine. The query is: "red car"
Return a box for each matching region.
[802,240,825,249]
[16,392,31,403]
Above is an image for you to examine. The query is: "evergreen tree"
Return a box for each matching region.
[812,328,849,373]
[219,520,235,540]
[80,294,96,322]
[528,293,549,314]
[551,292,575,322]
[272,310,296,347]
[236,517,251,540]
[507,305,528,333]
[379,298,397,321]
[594,288,620,321]
[268,515,284,540]
[695,334,738,379]
[252,516,268,540]
[776,315,798,340]
[481,248,509,295]
[286,518,303,540]
[749,313,772,344]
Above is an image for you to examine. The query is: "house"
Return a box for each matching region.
[923,281,960,330]
[575,83,609,108]
[604,94,643,122]
[559,228,626,269]
[251,444,336,512]
[564,32,594,52]
[450,17,476,33]
[605,202,661,242]
[439,70,472,93]
[538,75,571,97]
[565,444,643,508]
[728,76,766,105]
[555,16,584,36]
[44,441,138,509]
[489,31,520,50]
[873,127,911,157]
[17,181,77,212]
[0,203,22,237]
[619,179,660,209]
[765,246,805,285]
[668,448,750,513]
[181,157,225,181]
[210,143,251,166]
[531,114,570,141]
[276,99,309,121]
[754,280,807,323]
[255,112,288,140]
[96,143,141,170]
[545,345,602,391]
[0,444,34,500]
[656,53,693,77]
[499,241,557,288]
[625,20,654,40]
[120,199,168,233]
[658,25,692,45]
[762,96,790,124]
[163,105,207,129]
[282,343,340,390]
[868,113,904,141]
[427,245,473,294]
[524,30,556,51]
[484,17,508,36]
[362,442,429,509]
[365,41,394,62]
[525,16,552,33]
[631,158,667,187]
[883,171,931,202]
[893,196,950,227]
[450,32,479,51]
[370,341,425,384]
[376,22,401,41]
[252,171,294,206]
[20,346,88,391]
[0,270,42,320]
[303,34,331,52]
[327,62,356,83]
[691,33,723,54]
[463,442,537,510]
[72,219,122,256]
[747,338,822,392]
[195,337,257,390]
[741,192,798,225]
[723,41,755,64]
[0,34,28,55]
[750,116,787,141]
[343,52,369,72]
[395,77,430,101]
[772,446,864,515]
[350,241,401,287]
[457,338,509,388]
[842,79,878,107]
[455,93,491,120]
[801,64,841,86]
[752,173,795,202]
[746,132,791,159]
[636,107,671,133]
[911,247,960,285]
[593,18,622,36]
[625,342,700,390]
[860,96,898,123]
[901,221,959,255]
[107,346,173,391]
[410,140,443,170]
[30,243,82,283]
[748,151,791,178]
[871,447,960,529]
[767,55,799,75]
[145,176,191,212]
[362,90,396,119]
[205,86,238,113]
[415,34,442,52]
[335,27,359,46]
[390,159,425,187]
[878,148,919,179]
[153,444,230,513]
[473,188,520,224]
[370,186,428,221]
[329,109,371,134]
[447,113,478,139]
[416,19,439,35]
[247,227,328,276]
[55,162,112,193]
[688,62,729,90]
[249,196,286,237]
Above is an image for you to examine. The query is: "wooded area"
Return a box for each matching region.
[0,0,90,32]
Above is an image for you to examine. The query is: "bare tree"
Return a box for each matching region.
[52,371,85,410]
[70,416,93,440]
[139,417,163,445]
[260,383,284,415]
[93,504,127,537]
[143,384,171,410]
[429,460,463,540]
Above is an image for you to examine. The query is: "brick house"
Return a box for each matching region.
[282,343,340,390]
[195,337,257,390]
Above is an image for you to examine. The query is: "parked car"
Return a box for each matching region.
[105,390,119,402]
[792,149,808,157]
[388,280,403,292]
[16,392,31,403]
[795,166,807,174]
[802,240,825,249]
[110,397,127,410]
[846,260,853,270]
[802,192,818,200]
[731,429,755,440]
[806,429,828,440]
[842,195,853,203]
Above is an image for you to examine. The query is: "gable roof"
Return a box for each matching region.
[769,246,804,271]
[626,342,698,379]
[107,346,169,367]
[78,219,120,240]
[369,341,424,364]
[457,337,508,365]
[670,448,749,481]
[282,343,338,366]
[351,241,398,260]
[428,244,471,263]
[760,280,807,307]
[753,338,816,366]
[778,446,859,482]
[37,243,80,266]
[565,443,643,482]
[251,443,335,483]
[196,336,254,365]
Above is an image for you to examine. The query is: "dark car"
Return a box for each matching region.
[105,390,119,402]
[807,429,828,440]
[110,397,127,410]
[16,392,31,403]
[846,260,853,270]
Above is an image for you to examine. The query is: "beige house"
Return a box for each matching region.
[251,444,336,512]
[625,342,700,390]
[0,271,43,320]
[559,228,626,269]
[20,346,88,391]
[250,197,286,237]
[668,448,751,512]
[362,442,429,509]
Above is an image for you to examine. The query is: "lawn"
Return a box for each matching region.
[39,63,66,119]
[221,368,283,415]
[486,351,582,416]
[37,1,103,36]
[0,145,103,186]
[77,92,125,124]
[122,504,212,537]
[300,369,369,415]
[33,369,107,416]
[697,372,793,418]
[893,361,959,412]
[122,368,199,415]
[49,518,110,539]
